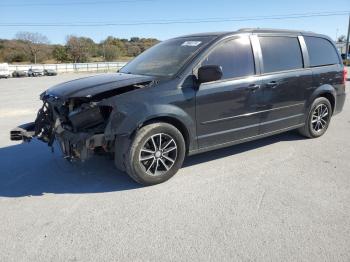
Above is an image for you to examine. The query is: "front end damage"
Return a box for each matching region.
[10,76,154,161]
[11,94,114,161]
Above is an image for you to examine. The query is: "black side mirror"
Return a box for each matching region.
[197,65,223,84]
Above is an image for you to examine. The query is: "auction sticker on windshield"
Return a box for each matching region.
[181,41,202,47]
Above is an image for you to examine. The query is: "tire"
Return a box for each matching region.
[121,123,186,186]
[298,97,332,138]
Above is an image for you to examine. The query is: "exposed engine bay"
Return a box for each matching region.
[10,74,155,161]
[33,95,113,160]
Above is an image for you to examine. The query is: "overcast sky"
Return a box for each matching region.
[0,0,349,43]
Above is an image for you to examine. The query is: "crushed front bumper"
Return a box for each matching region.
[10,121,107,161]
[10,122,36,141]
[55,129,106,161]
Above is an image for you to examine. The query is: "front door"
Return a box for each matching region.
[195,36,263,149]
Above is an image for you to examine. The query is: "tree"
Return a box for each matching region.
[66,35,95,63]
[52,45,69,63]
[130,37,140,43]
[15,32,49,64]
[104,45,122,61]
[127,44,141,57]
[100,36,127,61]
[4,51,28,63]
[0,35,160,63]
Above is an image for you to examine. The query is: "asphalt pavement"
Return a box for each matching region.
[0,73,349,261]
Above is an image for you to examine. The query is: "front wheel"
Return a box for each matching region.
[122,123,186,186]
[298,97,332,138]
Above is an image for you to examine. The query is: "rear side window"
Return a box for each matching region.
[201,37,255,80]
[304,36,339,67]
[259,36,303,73]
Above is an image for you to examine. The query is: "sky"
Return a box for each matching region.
[0,0,349,44]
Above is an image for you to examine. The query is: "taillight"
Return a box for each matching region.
[344,67,348,84]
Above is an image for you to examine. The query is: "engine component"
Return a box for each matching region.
[68,106,104,131]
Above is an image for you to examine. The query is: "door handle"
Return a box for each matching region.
[247,84,260,91]
[266,81,278,88]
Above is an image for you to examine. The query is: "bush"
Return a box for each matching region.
[4,51,28,63]
[52,46,69,63]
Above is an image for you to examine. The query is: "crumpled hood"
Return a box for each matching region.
[45,73,156,99]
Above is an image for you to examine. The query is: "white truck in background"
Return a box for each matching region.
[0,63,10,78]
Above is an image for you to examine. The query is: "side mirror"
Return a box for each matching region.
[197,65,223,84]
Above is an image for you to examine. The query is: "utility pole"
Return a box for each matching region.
[103,44,106,62]
[336,28,339,41]
[346,13,350,58]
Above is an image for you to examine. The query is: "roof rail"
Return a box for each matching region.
[238,28,315,34]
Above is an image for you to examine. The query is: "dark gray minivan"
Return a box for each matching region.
[11,29,346,185]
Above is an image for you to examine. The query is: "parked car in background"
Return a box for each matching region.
[12,70,27,78]
[0,63,11,78]
[341,53,350,60]
[43,69,57,76]
[28,68,44,77]
[341,53,350,66]
[11,29,346,185]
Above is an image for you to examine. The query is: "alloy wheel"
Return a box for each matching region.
[311,104,329,132]
[139,133,178,176]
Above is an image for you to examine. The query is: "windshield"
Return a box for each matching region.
[120,36,215,77]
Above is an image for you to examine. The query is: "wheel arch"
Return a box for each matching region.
[113,114,193,172]
[317,92,335,114]
[136,116,191,153]
[308,84,336,114]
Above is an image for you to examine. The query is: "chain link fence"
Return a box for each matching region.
[8,62,127,74]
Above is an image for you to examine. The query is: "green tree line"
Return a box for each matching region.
[0,32,159,64]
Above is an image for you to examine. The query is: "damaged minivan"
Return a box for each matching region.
[11,29,346,185]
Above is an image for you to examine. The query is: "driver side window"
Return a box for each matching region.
[202,37,255,80]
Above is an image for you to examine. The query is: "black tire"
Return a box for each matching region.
[121,123,186,186]
[298,97,332,138]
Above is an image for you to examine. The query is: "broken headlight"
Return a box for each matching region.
[68,104,112,131]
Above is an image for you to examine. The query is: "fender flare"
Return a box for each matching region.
[104,103,197,151]
[307,84,336,112]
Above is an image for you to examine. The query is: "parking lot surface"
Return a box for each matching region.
[0,74,350,261]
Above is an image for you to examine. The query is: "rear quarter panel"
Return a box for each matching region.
[307,64,345,115]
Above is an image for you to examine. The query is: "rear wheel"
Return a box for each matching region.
[120,123,186,185]
[298,97,332,138]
